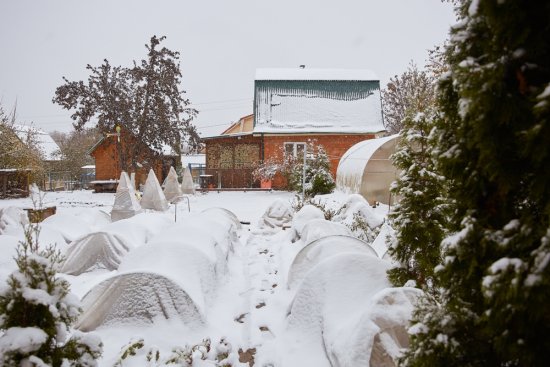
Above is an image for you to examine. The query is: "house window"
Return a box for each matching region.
[284,142,306,161]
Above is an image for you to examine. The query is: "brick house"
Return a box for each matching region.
[203,68,386,189]
[89,129,178,191]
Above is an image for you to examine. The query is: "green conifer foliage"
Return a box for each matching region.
[0,225,102,366]
[402,1,550,366]
[388,110,449,290]
[288,143,335,197]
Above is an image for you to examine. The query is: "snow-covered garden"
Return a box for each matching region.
[0,184,421,366]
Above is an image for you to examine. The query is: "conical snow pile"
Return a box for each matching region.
[140,169,169,211]
[163,166,182,203]
[111,171,143,222]
[181,166,195,195]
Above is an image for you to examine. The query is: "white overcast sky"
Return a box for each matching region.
[0,0,455,137]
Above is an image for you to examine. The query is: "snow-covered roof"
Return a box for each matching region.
[256,68,378,81]
[13,124,61,161]
[253,71,385,134]
[181,153,205,166]
[253,89,385,134]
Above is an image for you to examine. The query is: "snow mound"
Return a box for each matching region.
[0,235,20,282]
[181,166,195,195]
[287,235,378,288]
[300,219,352,246]
[140,169,169,211]
[111,171,143,221]
[0,207,28,236]
[335,193,385,229]
[163,166,182,203]
[258,199,294,229]
[60,232,131,275]
[40,213,91,243]
[291,205,325,238]
[329,287,423,367]
[147,220,229,274]
[35,224,69,254]
[101,212,173,246]
[73,209,112,230]
[371,222,396,259]
[76,272,204,331]
[201,207,242,230]
[283,253,391,366]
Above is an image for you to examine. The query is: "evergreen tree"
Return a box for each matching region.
[387,110,449,290]
[0,225,102,366]
[402,1,550,366]
[288,143,335,197]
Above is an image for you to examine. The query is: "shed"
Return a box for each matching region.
[336,135,399,205]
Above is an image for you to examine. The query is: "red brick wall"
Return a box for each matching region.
[91,136,165,187]
[262,134,376,188]
[202,133,376,189]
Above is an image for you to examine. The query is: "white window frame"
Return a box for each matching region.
[284,142,306,159]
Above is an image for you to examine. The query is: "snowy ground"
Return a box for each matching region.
[0,189,419,367]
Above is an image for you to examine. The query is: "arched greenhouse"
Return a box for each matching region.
[336,135,400,205]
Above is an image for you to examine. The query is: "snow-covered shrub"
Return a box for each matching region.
[291,195,344,221]
[0,224,102,366]
[288,143,335,197]
[334,194,385,243]
[113,337,242,366]
[252,157,280,182]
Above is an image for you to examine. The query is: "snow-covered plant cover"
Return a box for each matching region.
[257,198,293,229]
[140,169,169,212]
[181,166,195,195]
[0,224,102,366]
[290,204,324,239]
[163,166,183,203]
[111,171,142,222]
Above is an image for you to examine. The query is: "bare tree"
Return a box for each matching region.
[0,103,44,179]
[381,62,436,134]
[50,128,100,180]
